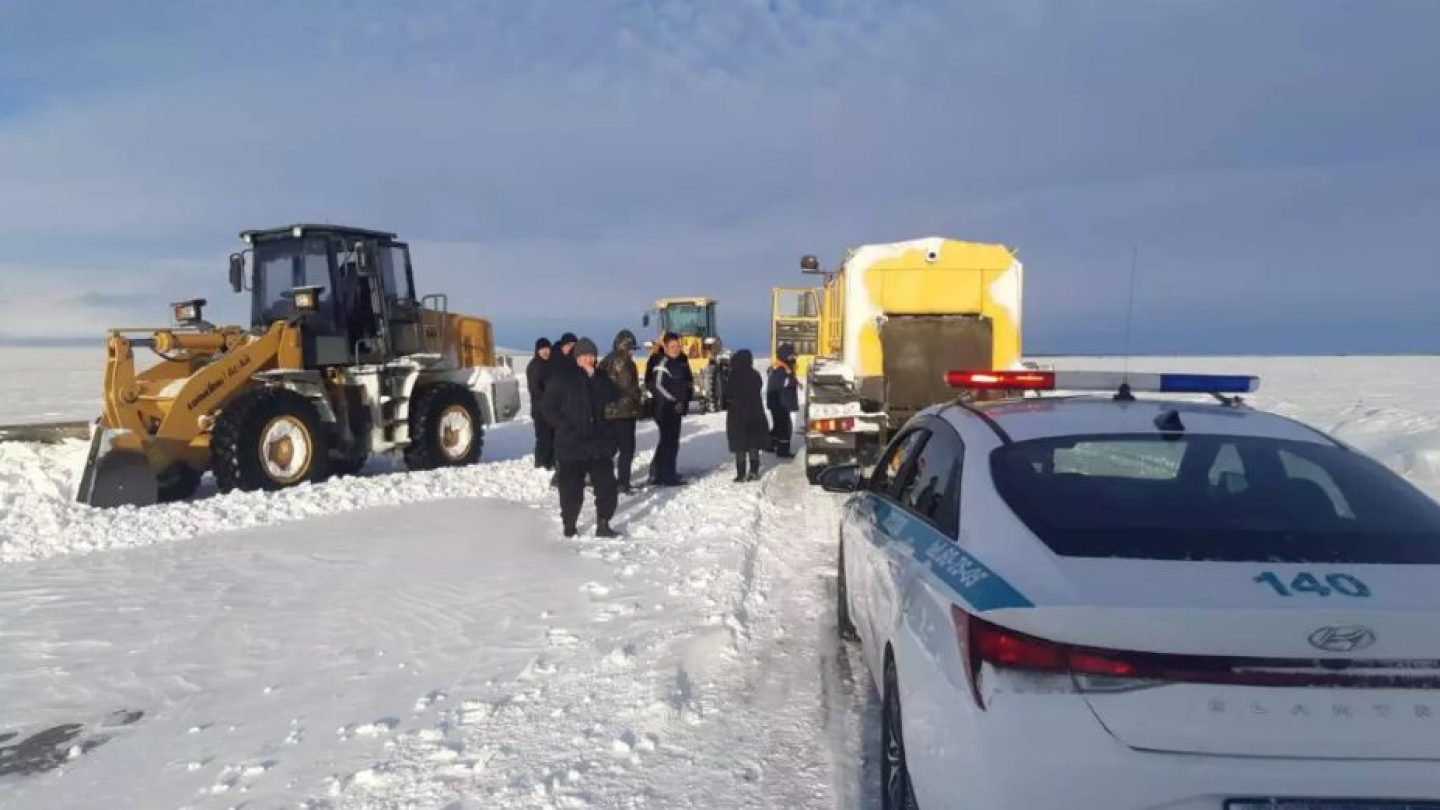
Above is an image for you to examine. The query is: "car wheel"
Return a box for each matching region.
[837,542,859,642]
[882,656,920,810]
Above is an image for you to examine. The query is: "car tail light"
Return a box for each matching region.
[952,606,1440,709]
[810,417,855,433]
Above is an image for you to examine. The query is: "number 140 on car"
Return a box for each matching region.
[1254,571,1371,598]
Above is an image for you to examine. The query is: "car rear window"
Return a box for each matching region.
[990,434,1440,563]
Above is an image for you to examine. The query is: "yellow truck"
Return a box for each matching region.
[775,237,1024,482]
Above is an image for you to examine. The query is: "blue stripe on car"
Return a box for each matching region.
[869,497,1033,611]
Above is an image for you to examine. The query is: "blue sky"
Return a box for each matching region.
[0,1,1437,354]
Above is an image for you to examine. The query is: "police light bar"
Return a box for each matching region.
[945,370,1259,395]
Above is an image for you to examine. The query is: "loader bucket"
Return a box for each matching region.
[75,427,158,508]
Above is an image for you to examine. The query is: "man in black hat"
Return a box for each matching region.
[541,337,622,538]
[552,332,579,373]
[526,337,555,469]
[767,343,800,458]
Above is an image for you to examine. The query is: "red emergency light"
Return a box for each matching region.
[944,370,1056,390]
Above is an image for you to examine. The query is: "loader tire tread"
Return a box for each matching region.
[212,388,331,493]
[404,383,484,472]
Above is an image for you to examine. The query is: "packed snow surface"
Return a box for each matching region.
[0,351,1437,807]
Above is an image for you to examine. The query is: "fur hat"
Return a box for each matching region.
[574,337,600,358]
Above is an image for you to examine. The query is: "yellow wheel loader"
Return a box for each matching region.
[638,297,730,413]
[76,224,521,508]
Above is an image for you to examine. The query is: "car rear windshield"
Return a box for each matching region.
[990,434,1440,563]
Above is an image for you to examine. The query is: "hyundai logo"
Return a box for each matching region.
[1308,625,1377,653]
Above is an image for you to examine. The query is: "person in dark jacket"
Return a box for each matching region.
[725,350,770,482]
[540,337,621,538]
[598,329,643,494]
[767,343,800,457]
[526,337,556,469]
[649,332,694,486]
[552,332,578,373]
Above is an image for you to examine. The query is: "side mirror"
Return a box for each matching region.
[228,253,245,293]
[800,254,822,273]
[817,464,862,494]
[642,312,651,329]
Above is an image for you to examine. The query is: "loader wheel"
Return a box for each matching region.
[156,463,202,503]
[328,453,369,478]
[212,388,332,493]
[405,384,484,471]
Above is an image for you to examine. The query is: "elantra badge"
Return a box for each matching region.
[1308,625,1376,653]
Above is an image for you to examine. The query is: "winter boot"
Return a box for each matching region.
[595,520,621,539]
[563,523,578,538]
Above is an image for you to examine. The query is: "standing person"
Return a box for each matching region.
[526,337,556,470]
[540,338,621,538]
[649,332,694,486]
[767,343,800,458]
[599,329,643,494]
[552,333,578,372]
[725,350,769,482]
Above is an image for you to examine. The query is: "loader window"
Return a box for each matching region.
[253,238,335,327]
[662,304,714,338]
[379,245,415,304]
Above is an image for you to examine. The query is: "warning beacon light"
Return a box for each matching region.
[945,370,1260,395]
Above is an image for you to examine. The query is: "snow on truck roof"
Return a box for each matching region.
[843,236,1017,272]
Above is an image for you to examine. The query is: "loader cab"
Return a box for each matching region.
[649,299,717,340]
[240,224,418,366]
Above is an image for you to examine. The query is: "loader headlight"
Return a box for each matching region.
[171,298,207,325]
[291,285,323,312]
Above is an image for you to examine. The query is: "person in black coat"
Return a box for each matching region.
[767,343,800,457]
[725,350,770,482]
[540,337,622,538]
[649,332,694,486]
[551,332,578,373]
[526,337,555,470]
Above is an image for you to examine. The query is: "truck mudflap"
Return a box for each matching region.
[75,425,158,508]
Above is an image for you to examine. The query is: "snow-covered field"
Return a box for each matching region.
[1,349,1438,808]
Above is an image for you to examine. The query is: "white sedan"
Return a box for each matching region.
[821,371,1440,810]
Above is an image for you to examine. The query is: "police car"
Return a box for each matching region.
[819,369,1440,810]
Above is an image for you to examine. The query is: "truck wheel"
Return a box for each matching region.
[157,463,201,503]
[212,388,332,493]
[405,383,484,471]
